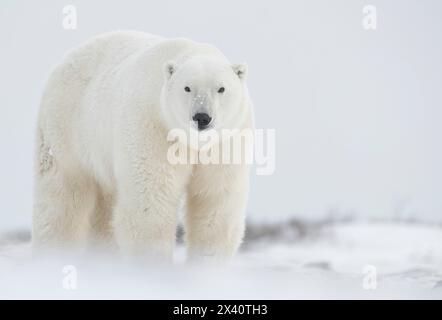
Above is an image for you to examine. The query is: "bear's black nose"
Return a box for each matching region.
[192,113,212,130]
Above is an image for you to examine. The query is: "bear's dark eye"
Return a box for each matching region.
[218,87,225,93]
[184,86,191,92]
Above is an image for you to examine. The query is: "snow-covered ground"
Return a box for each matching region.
[1,221,441,299]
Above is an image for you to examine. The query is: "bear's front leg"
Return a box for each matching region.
[113,170,187,263]
[112,136,191,263]
[186,164,249,263]
[113,199,176,263]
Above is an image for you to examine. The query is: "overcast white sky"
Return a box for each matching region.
[0,0,441,231]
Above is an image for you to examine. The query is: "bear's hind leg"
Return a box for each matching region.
[32,148,97,250]
[88,187,115,249]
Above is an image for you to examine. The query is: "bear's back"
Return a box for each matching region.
[49,31,226,93]
[57,31,165,84]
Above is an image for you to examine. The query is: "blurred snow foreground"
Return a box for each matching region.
[0,221,441,299]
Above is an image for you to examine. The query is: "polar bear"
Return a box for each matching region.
[33,31,254,263]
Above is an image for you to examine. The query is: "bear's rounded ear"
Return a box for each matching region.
[232,63,248,80]
[164,61,176,80]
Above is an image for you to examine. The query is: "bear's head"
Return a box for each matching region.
[160,55,250,139]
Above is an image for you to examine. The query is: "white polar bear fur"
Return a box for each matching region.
[33,31,254,263]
